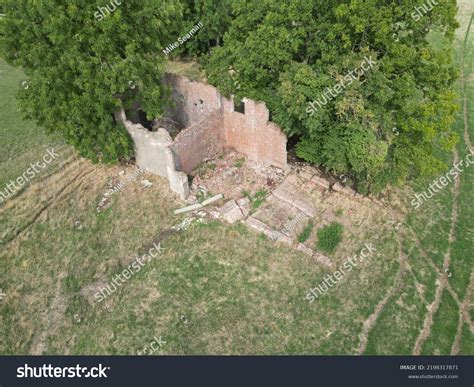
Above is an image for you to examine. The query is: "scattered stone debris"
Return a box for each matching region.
[141,179,153,188]
[96,196,111,213]
[96,167,145,213]
[171,153,386,271]
[171,216,207,232]
[189,149,286,201]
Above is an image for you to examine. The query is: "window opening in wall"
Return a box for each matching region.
[234,99,245,114]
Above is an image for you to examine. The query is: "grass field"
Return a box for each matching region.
[0,2,472,355]
[365,2,473,355]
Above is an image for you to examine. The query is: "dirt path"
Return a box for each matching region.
[413,149,461,355]
[30,275,68,355]
[451,273,474,354]
[450,17,473,354]
[460,14,473,150]
[356,236,406,354]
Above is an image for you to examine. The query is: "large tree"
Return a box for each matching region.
[204,0,459,193]
[0,0,183,163]
[180,0,233,55]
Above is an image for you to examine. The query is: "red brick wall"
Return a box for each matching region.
[223,97,287,168]
[165,73,287,170]
[164,74,221,128]
[170,110,223,174]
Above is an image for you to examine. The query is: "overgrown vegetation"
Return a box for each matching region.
[201,1,460,193]
[317,222,344,254]
[0,0,461,194]
[251,189,267,210]
[297,220,314,243]
[241,188,267,211]
[0,0,183,163]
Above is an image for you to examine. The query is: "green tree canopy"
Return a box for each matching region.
[203,0,459,193]
[0,0,183,162]
[180,0,233,55]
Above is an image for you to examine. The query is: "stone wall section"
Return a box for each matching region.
[115,108,189,199]
[116,109,172,178]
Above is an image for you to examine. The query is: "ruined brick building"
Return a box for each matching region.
[116,74,288,199]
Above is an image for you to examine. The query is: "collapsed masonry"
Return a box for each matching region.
[116,73,288,199]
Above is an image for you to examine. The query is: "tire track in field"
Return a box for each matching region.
[451,273,474,354]
[356,235,406,354]
[1,160,96,246]
[413,149,461,355]
[450,15,473,355]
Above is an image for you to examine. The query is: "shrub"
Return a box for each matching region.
[234,157,245,168]
[297,220,314,243]
[317,222,343,254]
[251,189,267,210]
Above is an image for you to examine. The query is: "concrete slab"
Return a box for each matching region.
[220,200,244,224]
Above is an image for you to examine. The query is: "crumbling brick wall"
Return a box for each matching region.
[117,75,288,200]
[165,73,221,128]
[165,73,287,169]
[222,97,287,169]
[170,109,223,174]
